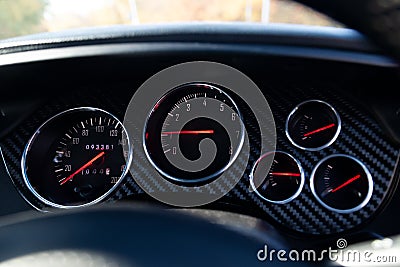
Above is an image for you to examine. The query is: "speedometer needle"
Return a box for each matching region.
[331,174,361,193]
[162,130,214,135]
[303,123,335,137]
[60,151,105,185]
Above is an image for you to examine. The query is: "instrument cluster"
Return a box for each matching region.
[0,65,398,236]
[20,89,374,214]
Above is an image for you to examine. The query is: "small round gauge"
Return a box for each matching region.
[310,154,373,213]
[22,107,132,209]
[144,83,244,185]
[286,100,341,151]
[250,151,304,204]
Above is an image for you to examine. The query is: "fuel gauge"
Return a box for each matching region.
[250,151,304,204]
[310,154,373,213]
[286,100,341,151]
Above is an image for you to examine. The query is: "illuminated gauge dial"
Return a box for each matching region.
[22,107,132,209]
[144,83,244,185]
[250,151,304,204]
[310,154,373,213]
[286,100,341,151]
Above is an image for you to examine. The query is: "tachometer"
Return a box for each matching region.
[144,83,244,185]
[22,107,132,209]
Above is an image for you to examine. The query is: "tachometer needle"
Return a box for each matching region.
[60,151,105,185]
[162,130,214,135]
[303,123,336,137]
[331,174,361,193]
[270,172,301,177]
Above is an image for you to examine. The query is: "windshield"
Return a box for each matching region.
[0,0,341,40]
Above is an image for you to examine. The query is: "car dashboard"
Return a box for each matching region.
[1,23,400,244]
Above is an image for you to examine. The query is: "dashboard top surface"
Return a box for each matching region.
[0,23,377,53]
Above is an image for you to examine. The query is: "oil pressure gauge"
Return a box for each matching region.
[286,100,341,151]
[250,151,304,204]
[310,154,373,213]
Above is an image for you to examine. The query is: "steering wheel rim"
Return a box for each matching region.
[297,0,400,61]
[0,205,312,266]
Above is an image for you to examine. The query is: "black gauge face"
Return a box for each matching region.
[144,83,244,185]
[286,100,341,151]
[22,108,132,208]
[310,155,373,213]
[250,151,304,204]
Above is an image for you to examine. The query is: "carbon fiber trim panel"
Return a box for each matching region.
[0,85,398,235]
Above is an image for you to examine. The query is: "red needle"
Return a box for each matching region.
[303,123,336,137]
[331,174,361,193]
[162,130,214,135]
[270,172,301,177]
[60,151,105,185]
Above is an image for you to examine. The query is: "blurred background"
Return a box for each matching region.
[0,0,341,40]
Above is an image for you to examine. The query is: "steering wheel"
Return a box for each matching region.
[0,205,281,266]
[1,1,399,266]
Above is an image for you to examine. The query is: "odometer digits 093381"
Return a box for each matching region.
[22,107,132,208]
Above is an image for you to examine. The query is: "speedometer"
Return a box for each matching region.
[22,107,132,209]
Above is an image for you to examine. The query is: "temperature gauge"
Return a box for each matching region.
[286,100,341,151]
[250,151,304,204]
[310,154,373,213]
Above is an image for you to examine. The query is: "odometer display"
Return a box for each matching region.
[22,107,132,208]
